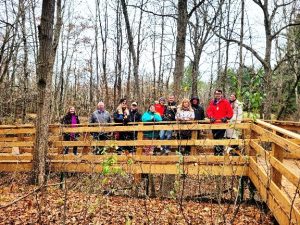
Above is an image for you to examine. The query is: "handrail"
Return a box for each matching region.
[256,119,300,139]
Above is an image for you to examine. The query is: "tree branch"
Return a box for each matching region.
[214,33,268,69]
[271,22,300,40]
[127,4,177,19]
[187,0,205,18]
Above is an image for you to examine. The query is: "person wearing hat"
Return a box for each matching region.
[128,101,142,151]
[154,97,166,116]
[129,101,142,123]
[190,96,205,121]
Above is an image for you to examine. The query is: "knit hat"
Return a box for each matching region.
[159,97,165,102]
[131,102,138,106]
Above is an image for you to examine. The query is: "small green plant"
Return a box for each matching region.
[101,155,125,176]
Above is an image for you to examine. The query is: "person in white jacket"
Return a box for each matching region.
[225,93,243,139]
[175,98,195,155]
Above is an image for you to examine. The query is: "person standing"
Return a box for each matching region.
[61,106,80,155]
[160,95,177,154]
[190,96,205,120]
[127,101,142,153]
[175,98,195,155]
[225,93,243,152]
[128,101,142,139]
[129,101,142,124]
[154,97,166,116]
[90,101,112,155]
[142,104,162,155]
[113,98,130,154]
[206,90,233,155]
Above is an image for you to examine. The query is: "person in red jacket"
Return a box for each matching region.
[154,97,166,116]
[206,89,233,155]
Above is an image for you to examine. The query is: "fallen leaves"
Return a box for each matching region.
[0,174,275,225]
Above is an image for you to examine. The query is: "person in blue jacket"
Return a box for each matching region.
[141,104,162,139]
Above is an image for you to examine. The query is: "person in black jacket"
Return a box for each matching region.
[160,95,177,154]
[129,102,142,124]
[113,98,131,154]
[190,96,205,121]
[61,106,80,155]
[127,101,142,153]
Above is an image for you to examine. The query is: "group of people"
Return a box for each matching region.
[61,89,243,156]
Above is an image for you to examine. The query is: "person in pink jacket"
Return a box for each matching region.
[206,90,233,155]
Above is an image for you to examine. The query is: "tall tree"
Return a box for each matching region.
[121,0,140,99]
[173,0,205,98]
[217,0,299,118]
[33,0,62,185]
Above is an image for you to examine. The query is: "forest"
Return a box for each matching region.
[0,0,300,224]
[0,0,299,123]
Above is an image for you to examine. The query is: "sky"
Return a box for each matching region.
[55,0,293,83]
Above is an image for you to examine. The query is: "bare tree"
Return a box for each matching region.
[96,0,109,106]
[217,0,300,118]
[189,0,224,96]
[173,0,205,98]
[121,0,140,99]
[33,0,62,185]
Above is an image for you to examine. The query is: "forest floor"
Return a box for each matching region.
[0,173,275,225]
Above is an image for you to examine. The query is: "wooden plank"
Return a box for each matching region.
[248,157,300,224]
[0,141,34,147]
[264,120,300,132]
[0,162,32,172]
[0,137,19,141]
[49,162,248,175]
[271,133,284,188]
[250,140,300,189]
[53,139,248,147]
[0,128,35,135]
[0,154,32,161]
[256,119,300,140]
[46,154,249,164]
[283,152,300,160]
[0,124,34,128]
[49,123,250,134]
[0,154,248,165]
[251,124,300,155]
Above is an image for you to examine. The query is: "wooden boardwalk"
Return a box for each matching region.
[0,119,299,224]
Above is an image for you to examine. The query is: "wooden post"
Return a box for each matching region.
[136,123,143,155]
[190,130,197,155]
[245,125,256,158]
[82,132,89,155]
[271,131,284,188]
[134,123,143,183]
[239,123,255,201]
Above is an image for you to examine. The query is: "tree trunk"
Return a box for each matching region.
[33,0,61,185]
[121,0,139,99]
[237,0,244,95]
[19,0,29,123]
[173,0,188,98]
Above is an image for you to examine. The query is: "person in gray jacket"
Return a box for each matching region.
[90,101,112,154]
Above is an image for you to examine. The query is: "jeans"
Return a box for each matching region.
[63,134,78,155]
[159,130,172,151]
[93,133,108,155]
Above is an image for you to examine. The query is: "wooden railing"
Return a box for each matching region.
[0,120,300,224]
